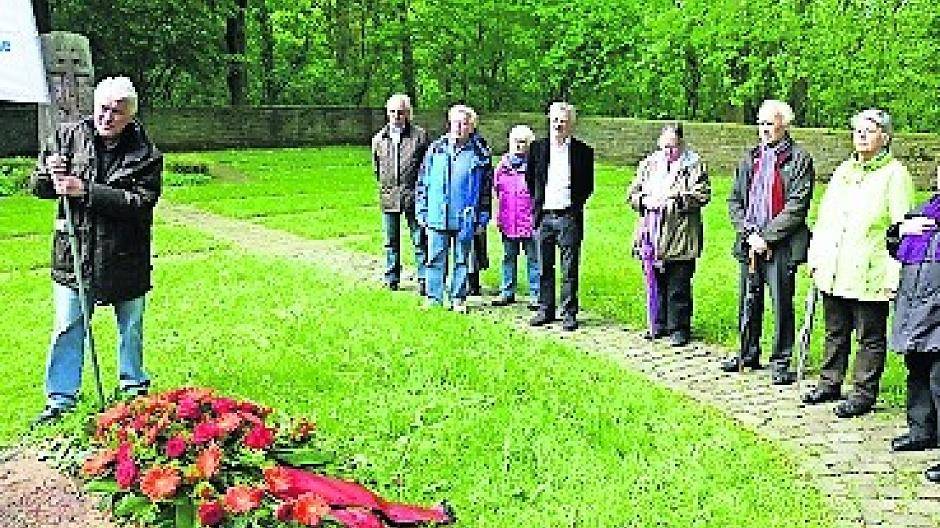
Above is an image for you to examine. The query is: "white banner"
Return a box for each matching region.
[0,0,50,103]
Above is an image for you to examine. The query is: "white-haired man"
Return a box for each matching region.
[526,102,595,331]
[30,76,163,423]
[372,93,430,293]
[722,99,815,385]
[416,104,492,312]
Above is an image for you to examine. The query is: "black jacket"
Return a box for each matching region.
[887,201,940,354]
[525,137,595,227]
[727,138,815,264]
[30,118,163,304]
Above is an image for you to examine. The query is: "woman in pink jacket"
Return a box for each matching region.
[491,125,540,309]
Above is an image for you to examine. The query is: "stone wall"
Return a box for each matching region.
[2,105,938,186]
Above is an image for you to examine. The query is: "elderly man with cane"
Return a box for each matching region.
[30,76,163,424]
[723,99,815,385]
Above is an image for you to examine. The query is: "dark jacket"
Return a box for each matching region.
[30,118,163,304]
[887,202,940,354]
[371,122,430,213]
[727,138,814,264]
[525,137,595,234]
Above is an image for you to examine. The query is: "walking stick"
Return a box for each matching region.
[55,150,105,412]
[739,249,762,373]
[796,285,819,395]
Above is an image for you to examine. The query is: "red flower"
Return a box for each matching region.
[81,449,116,477]
[177,397,202,420]
[211,398,237,415]
[222,485,264,513]
[165,436,187,458]
[243,425,274,450]
[140,466,181,501]
[193,422,221,444]
[293,493,330,526]
[264,466,293,495]
[195,443,223,479]
[115,459,138,489]
[197,500,224,526]
[274,501,293,521]
[116,442,133,462]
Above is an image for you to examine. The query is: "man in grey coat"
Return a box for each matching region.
[372,93,430,293]
[722,99,815,385]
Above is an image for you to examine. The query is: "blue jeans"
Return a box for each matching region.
[382,210,426,285]
[501,235,540,299]
[45,282,149,409]
[426,229,470,304]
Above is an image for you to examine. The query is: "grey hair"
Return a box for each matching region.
[448,104,478,126]
[758,99,794,127]
[508,124,536,144]
[852,108,893,137]
[385,93,412,112]
[94,76,138,116]
[548,101,576,124]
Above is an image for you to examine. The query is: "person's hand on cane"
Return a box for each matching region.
[48,154,85,197]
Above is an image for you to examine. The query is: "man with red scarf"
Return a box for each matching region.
[722,99,816,385]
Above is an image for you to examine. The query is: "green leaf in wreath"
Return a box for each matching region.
[175,497,196,528]
[270,447,333,467]
[113,494,153,518]
[84,479,120,494]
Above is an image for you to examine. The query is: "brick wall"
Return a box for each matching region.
[2,105,937,186]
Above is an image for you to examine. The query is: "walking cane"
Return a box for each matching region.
[796,285,819,395]
[54,150,105,412]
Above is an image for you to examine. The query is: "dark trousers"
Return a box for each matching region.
[538,210,582,317]
[655,260,695,334]
[904,353,940,442]
[820,293,889,403]
[739,249,796,369]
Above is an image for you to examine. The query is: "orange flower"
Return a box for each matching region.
[216,412,242,434]
[96,403,129,430]
[81,449,116,476]
[263,466,292,495]
[222,485,264,513]
[140,466,181,501]
[292,493,330,526]
[195,443,223,479]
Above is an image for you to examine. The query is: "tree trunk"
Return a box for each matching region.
[32,0,52,33]
[257,0,276,102]
[400,0,416,105]
[226,0,248,106]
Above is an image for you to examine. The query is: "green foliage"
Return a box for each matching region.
[0,158,34,197]
[48,0,940,131]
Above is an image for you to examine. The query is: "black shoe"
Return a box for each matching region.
[562,316,578,332]
[834,399,873,418]
[802,386,843,405]
[669,331,690,347]
[388,282,399,291]
[529,312,556,327]
[527,302,540,311]
[418,280,426,297]
[720,356,760,372]
[491,296,515,307]
[644,329,669,341]
[926,464,940,483]
[31,405,73,427]
[891,434,938,452]
[772,370,796,385]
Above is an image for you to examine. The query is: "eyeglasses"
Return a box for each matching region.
[757,120,775,126]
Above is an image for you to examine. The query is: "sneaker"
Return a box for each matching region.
[31,404,73,427]
[452,300,468,313]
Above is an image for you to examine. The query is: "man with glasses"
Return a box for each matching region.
[723,99,815,385]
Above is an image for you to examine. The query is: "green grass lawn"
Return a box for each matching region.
[0,190,833,524]
[160,146,922,408]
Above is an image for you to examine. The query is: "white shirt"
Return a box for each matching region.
[544,137,572,210]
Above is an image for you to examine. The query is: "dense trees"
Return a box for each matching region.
[45,0,940,131]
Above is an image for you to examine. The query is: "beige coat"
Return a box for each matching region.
[808,153,914,301]
[371,122,429,213]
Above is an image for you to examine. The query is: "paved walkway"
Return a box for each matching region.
[164,203,940,527]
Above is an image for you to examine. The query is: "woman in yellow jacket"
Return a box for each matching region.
[804,109,914,418]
